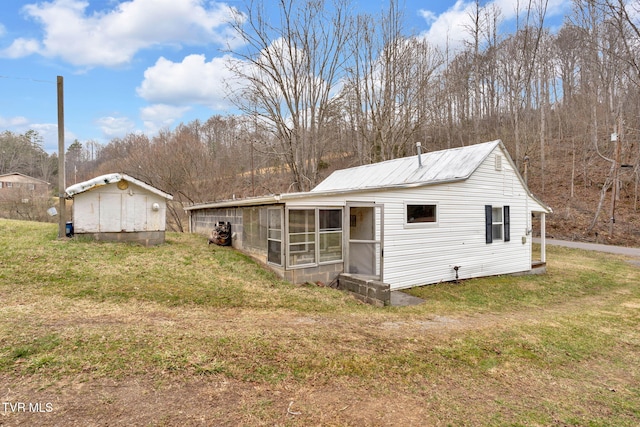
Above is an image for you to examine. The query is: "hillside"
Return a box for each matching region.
[525,146,640,248]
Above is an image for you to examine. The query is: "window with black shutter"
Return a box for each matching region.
[485,205,510,243]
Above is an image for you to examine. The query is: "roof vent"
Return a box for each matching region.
[416,142,423,168]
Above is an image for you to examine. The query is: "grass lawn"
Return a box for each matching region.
[1,218,639,426]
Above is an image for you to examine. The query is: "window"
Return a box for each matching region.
[288,208,343,267]
[406,204,437,225]
[492,207,503,240]
[267,208,283,265]
[485,205,510,243]
[319,209,342,262]
[288,209,316,266]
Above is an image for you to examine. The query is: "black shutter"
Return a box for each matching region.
[485,205,492,244]
[504,205,510,242]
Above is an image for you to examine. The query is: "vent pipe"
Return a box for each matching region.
[416,142,423,167]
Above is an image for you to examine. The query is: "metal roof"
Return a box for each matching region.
[65,173,173,200]
[312,140,500,193]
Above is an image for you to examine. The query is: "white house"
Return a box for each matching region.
[66,173,173,246]
[185,140,551,304]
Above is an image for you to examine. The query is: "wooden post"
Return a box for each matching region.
[57,76,66,238]
[540,213,546,263]
[251,140,255,197]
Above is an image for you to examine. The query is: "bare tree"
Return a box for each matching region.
[494,0,549,168]
[341,0,442,162]
[227,0,354,191]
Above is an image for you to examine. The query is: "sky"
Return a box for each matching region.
[0,0,570,154]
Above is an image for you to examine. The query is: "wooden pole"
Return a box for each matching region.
[57,76,66,238]
[251,140,255,197]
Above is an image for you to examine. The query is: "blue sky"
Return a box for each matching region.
[0,0,570,153]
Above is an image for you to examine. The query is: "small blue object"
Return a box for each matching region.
[65,222,74,237]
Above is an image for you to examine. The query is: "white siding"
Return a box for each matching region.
[287,145,537,290]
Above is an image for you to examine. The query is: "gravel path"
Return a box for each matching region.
[536,238,640,257]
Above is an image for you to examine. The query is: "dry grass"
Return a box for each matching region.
[1,219,639,426]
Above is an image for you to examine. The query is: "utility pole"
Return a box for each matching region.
[250,140,255,197]
[57,76,66,238]
[609,118,622,237]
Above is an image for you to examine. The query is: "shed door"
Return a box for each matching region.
[98,193,148,232]
[346,205,383,280]
[99,193,122,232]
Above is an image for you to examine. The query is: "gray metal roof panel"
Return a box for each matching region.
[311,140,500,193]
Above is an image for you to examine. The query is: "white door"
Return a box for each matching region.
[346,204,383,280]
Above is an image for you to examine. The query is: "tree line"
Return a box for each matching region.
[2,0,639,237]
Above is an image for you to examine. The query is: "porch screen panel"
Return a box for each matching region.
[348,242,380,276]
[267,208,282,265]
[243,207,267,252]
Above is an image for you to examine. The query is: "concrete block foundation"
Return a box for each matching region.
[336,274,391,307]
[75,231,166,246]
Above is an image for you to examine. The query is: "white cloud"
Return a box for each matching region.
[0,115,93,153]
[0,23,6,38]
[1,0,240,67]
[418,0,571,53]
[0,115,29,127]
[140,104,191,135]
[96,116,137,138]
[418,0,471,53]
[29,123,66,151]
[0,38,42,58]
[137,54,238,109]
[24,123,76,153]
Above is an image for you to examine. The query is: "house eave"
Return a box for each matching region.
[183,178,469,211]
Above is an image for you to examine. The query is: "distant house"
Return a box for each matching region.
[0,173,50,202]
[185,140,551,304]
[66,173,173,246]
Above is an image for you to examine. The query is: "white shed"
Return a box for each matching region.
[66,173,173,245]
[186,140,551,304]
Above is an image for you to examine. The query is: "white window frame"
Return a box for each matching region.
[267,207,283,266]
[318,208,343,264]
[492,206,504,241]
[286,207,343,269]
[287,208,317,268]
[404,202,439,228]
